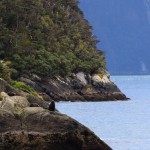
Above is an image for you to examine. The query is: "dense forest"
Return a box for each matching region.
[0,0,105,79]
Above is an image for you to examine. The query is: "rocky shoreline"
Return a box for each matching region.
[0,72,127,149]
[0,81,112,150]
[18,71,128,102]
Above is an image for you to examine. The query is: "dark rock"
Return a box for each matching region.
[18,78,54,101]
[26,95,49,109]
[35,78,85,102]
[16,72,128,102]
[83,92,127,101]
[0,80,112,149]
[18,77,43,92]
[39,92,53,102]
[32,75,128,101]
[30,103,40,107]
[0,110,21,133]
[7,92,16,96]
[0,106,112,150]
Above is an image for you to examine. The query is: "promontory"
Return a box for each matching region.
[0,0,127,102]
[0,0,127,149]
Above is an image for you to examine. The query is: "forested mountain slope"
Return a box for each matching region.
[0,0,105,78]
[0,0,127,101]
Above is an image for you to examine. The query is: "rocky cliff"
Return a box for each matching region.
[0,79,112,150]
[18,71,127,102]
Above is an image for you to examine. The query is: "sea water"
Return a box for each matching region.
[57,76,150,150]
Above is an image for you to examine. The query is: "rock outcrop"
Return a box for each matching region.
[0,90,112,150]
[19,71,127,102]
[0,78,19,96]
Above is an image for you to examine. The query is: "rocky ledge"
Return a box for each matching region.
[0,89,112,150]
[19,71,127,102]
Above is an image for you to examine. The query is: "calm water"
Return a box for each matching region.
[57,76,150,150]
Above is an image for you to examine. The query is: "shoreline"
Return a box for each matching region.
[18,72,128,102]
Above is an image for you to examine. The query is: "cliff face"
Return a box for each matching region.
[18,71,127,102]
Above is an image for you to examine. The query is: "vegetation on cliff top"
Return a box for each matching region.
[0,0,105,78]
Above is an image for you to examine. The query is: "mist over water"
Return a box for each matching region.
[57,76,150,150]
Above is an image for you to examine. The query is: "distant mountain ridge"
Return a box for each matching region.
[79,0,150,75]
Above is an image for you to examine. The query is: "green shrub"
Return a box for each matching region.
[11,81,38,96]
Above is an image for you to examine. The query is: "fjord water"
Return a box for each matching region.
[57,76,150,150]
